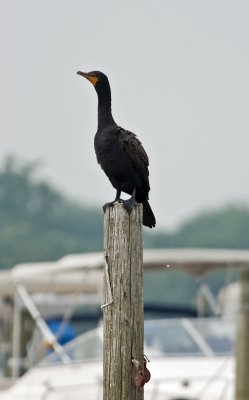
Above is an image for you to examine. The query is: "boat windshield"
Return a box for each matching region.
[144,318,235,356]
[40,318,235,365]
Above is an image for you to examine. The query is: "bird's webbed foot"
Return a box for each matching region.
[123,188,136,215]
[103,189,137,215]
[123,197,135,215]
[103,190,122,213]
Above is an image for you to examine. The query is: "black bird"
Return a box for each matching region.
[77,70,156,228]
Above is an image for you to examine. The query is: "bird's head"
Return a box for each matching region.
[77,70,110,94]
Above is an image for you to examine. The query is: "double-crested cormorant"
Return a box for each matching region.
[77,70,156,228]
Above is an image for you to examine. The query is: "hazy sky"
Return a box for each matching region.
[1,0,249,229]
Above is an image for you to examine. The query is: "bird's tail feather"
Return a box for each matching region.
[143,200,156,228]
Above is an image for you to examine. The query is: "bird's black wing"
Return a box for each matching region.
[117,126,150,191]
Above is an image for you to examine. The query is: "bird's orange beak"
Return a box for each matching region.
[77,71,98,86]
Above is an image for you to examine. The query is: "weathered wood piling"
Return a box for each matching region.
[102,202,144,400]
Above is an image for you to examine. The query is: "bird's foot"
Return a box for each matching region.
[123,196,136,215]
[103,198,123,213]
[103,188,136,215]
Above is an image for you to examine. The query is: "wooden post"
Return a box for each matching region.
[236,269,249,400]
[103,202,144,400]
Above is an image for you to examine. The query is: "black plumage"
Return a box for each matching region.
[77,70,156,228]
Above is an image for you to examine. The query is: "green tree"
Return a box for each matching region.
[1,156,249,273]
[0,157,103,269]
[144,205,249,249]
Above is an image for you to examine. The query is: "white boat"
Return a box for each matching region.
[0,318,235,399]
[1,248,249,399]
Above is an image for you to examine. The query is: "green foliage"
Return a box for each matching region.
[1,156,249,277]
[144,205,249,249]
[0,157,103,269]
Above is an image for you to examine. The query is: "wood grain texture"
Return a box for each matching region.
[103,202,144,400]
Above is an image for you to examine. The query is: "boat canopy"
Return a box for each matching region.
[1,248,249,297]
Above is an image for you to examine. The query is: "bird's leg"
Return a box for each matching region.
[114,189,121,202]
[123,188,136,215]
[103,189,122,213]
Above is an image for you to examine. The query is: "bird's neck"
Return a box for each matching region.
[97,88,115,129]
